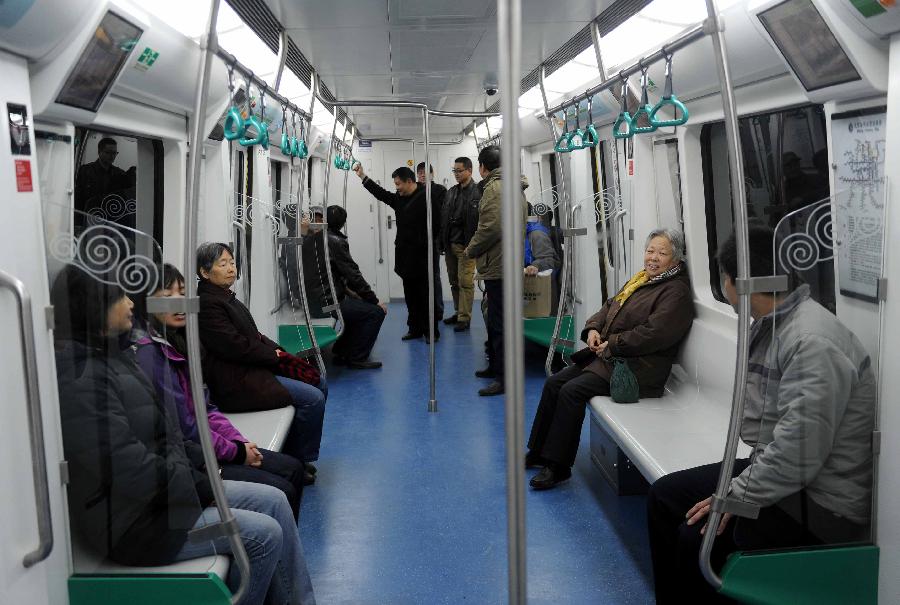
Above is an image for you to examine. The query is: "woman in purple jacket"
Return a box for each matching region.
[133,264,306,518]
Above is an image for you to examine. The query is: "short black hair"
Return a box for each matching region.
[51,264,127,344]
[392,167,416,183]
[415,162,434,173]
[717,222,790,286]
[133,263,186,322]
[454,157,472,171]
[196,242,234,281]
[98,137,117,152]
[478,145,501,172]
[326,205,347,231]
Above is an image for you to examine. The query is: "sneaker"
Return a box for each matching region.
[529,465,571,490]
[478,381,504,396]
[453,321,470,332]
[443,314,459,325]
[475,367,497,379]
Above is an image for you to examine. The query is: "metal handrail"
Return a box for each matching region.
[0,270,53,568]
[698,0,754,590]
[266,212,283,315]
[188,2,251,602]
[231,220,250,303]
[214,46,311,122]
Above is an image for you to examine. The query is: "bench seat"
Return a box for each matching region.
[523,315,575,354]
[225,406,296,452]
[278,323,339,353]
[72,537,229,580]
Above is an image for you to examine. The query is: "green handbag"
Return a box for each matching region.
[610,357,640,403]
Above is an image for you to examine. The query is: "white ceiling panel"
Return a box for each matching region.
[391,0,495,23]
[288,28,391,75]
[268,1,387,29]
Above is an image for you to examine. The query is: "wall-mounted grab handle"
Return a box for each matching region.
[0,270,53,568]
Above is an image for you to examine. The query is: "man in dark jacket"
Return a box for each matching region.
[418,162,447,321]
[354,163,442,342]
[303,206,386,369]
[441,156,481,332]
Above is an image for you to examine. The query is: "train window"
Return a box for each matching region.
[73,130,164,243]
[653,138,684,234]
[702,104,835,311]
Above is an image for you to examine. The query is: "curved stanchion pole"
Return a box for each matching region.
[498,1,525,602]
[423,109,437,413]
[539,66,573,377]
[267,212,283,315]
[184,2,252,602]
[231,220,250,303]
[698,0,753,591]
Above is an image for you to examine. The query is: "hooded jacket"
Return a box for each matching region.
[465,168,529,280]
[55,339,213,566]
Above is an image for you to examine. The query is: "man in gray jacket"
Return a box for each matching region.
[647,223,876,603]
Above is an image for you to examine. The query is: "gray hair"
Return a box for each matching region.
[645,228,685,263]
[196,242,234,280]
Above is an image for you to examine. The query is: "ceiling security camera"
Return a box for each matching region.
[485,86,498,96]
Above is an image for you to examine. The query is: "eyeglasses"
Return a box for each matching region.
[451,168,468,174]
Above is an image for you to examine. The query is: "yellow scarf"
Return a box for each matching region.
[614,270,649,305]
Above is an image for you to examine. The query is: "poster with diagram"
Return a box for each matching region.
[832,108,886,303]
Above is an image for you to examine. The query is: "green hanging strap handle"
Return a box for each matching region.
[293,117,308,158]
[631,62,658,134]
[581,95,599,148]
[223,63,246,141]
[649,52,689,128]
[554,110,572,153]
[280,104,291,156]
[239,79,269,148]
[612,73,634,140]
[566,102,585,150]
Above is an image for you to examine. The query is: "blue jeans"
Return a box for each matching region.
[276,375,328,462]
[172,480,315,605]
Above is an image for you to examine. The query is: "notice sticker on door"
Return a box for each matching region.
[15,159,33,192]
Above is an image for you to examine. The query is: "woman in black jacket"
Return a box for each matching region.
[196,242,327,477]
[51,264,315,604]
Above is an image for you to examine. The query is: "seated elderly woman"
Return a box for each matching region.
[526,227,694,490]
[50,264,315,605]
[196,242,326,482]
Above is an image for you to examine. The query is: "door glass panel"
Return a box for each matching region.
[44,205,220,575]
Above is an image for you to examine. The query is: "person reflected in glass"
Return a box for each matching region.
[525,228,694,490]
[74,137,136,228]
[133,264,307,518]
[51,264,315,605]
[647,224,876,602]
[196,242,325,484]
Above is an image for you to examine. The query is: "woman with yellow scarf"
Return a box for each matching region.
[526,228,695,490]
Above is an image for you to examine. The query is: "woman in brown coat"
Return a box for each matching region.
[526,228,694,490]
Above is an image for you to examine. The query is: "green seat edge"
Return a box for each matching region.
[69,572,231,605]
[523,316,576,354]
[719,544,879,605]
[278,324,339,352]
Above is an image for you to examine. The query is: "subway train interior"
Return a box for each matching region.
[2,0,900,603]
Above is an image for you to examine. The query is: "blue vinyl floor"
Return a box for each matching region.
[299,302,654,604]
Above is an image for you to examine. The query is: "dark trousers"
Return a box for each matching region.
[220,448,305,519]
[647,460,868,604]
[484,279,506,382]
[527,364,610,467]
[402,273,440,336]
[433,254,444,318]
[333,296,385,361]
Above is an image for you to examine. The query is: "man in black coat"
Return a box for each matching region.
[303,206,387,369]
[353,163,442,342]
[417,162,448,321]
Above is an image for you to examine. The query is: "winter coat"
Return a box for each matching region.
[441,179,481,250]
[362,177,441,279]
[465,168,529,280]
[729,285,876,525]
[55,339,213,566]
[133,329,249,464]
[302,227,378,316]
[577,265,694,398]
[525,223,559,273]
[197,279,291,412]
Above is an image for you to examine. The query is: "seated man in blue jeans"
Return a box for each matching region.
[646,223,876,603]
[303,206,387,369]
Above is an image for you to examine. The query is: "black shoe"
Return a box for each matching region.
[305,462,317,475]
[424,333,440,344]
[402,332,423,341]
[302,470,316,486]
[348,359,382,369]
[332,355,349,366]
[529,465,571,490]
[475,367,497,379]
[478,381,504,396]
[525,450,546,469]
[453,321,470,332]
[443,314,459,325]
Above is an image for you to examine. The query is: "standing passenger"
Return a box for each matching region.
[418,162,447,321]
[441,157,481,332]
[353,163,441,342]
[647,224,875,602]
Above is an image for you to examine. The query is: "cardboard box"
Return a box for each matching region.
[523,271,552,318]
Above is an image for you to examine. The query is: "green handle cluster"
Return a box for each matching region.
[223,107,245,141]
[649,95,689,128]
[291,137,308,158]
[333,155,357,170]
[238,116,269,149]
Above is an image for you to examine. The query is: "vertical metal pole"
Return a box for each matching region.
[498,0,525,602]
[323,118,339,206]
[589,22,614,286]
[589,21,607,81]
[698,0,752,591]
[273,30,289,92]
[183,2,252,603]
[424,109,438,413]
